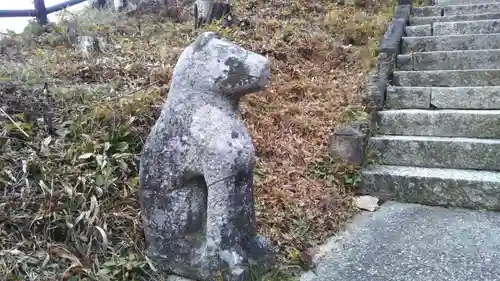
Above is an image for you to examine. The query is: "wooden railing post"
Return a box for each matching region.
[34,0,48,25]
[97,0,107,9]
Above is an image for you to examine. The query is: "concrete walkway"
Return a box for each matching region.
[301,202,500,281]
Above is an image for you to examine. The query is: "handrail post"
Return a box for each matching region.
[34,0,48,25]
[97,0,107,9]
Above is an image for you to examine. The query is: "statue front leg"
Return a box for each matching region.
[203,167,257,281]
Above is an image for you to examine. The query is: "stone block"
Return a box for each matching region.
[329,123,367,165]
[393,69,500,87]
[411,12,500,25]
[437,0,500,4]
[377,109,500,138]
[431,86,500,109]
[361,165,500,210]
[360,74,383,110]
[139,32,274,281]
[412,6,442,17]
[393,5,411,23]
[360,53,395,110]
[380,19,406,54]
[405,25,432,37]
[434,19,500,35]
[402,34,500,53]
[385,86,431,109]
[370,135,500,170]
[166,276,195,281]
[402,49,500,70]
[77,35,109,58]
[443,2,500,16]
[396,53,412,70]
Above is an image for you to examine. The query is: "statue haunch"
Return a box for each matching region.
[139,32,274,281]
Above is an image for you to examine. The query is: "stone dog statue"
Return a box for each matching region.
[139,32,274,281]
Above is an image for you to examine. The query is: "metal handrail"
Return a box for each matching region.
[0,0,107,25]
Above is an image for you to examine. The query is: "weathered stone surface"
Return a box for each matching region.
[436,0,500,5]
[396,53,412,70]
[405,25,432,37]
[443,2,500,16]
[301,201,500,281]
[411,12,500,25]
[369,135,500,170]
[377,109,500,138]
[398,49,500,70]
[380,19,406,54]
[434,19,500,35]
[354,195,379,212]
[77,35,108,58]
[431,86,500,108]
[376,52,395,87]
[385,86,500,109]
[393,69,500,86]
[166,275,195,281]
[139,32,274,281]
[361,165,500,211]
[329,125,366,165]
[412,6,442,17]
[360,53,395,110]
[360,71,384,110]
[401,34,500,53]
[385,86,431,109]
[393,4,411,23]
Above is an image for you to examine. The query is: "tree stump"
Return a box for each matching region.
[194,1,232,28]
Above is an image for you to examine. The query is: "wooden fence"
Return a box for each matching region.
[0,0,108,25]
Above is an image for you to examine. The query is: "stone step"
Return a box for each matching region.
[393,70,500,87]
[386,86,500,109]
[413,3,500,17]
[412,6,443,17]
[433,19,500,35]
[401,34,500,53]
[369,135,500,171]
[405,19,500,37]
[405,24,432,37]
[435,0,500,5]
[377,109,500,138]
[397,49,500,70]
[361,166,500,210]
[385,87,431,109]
[410,12,500,25]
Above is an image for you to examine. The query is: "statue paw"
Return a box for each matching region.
[245,235,275,269]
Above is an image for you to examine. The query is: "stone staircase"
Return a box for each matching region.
[361,0,500,211]
[301,2,500,281]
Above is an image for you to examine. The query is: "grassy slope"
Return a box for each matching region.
[0,0,394,280]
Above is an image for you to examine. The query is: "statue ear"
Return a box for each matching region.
[192,32,216,53]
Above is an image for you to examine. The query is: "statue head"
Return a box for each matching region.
[170,32,271,99]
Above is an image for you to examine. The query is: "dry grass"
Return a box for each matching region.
[0,0,394,280]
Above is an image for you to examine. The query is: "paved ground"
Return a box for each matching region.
[300,201,500,281]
